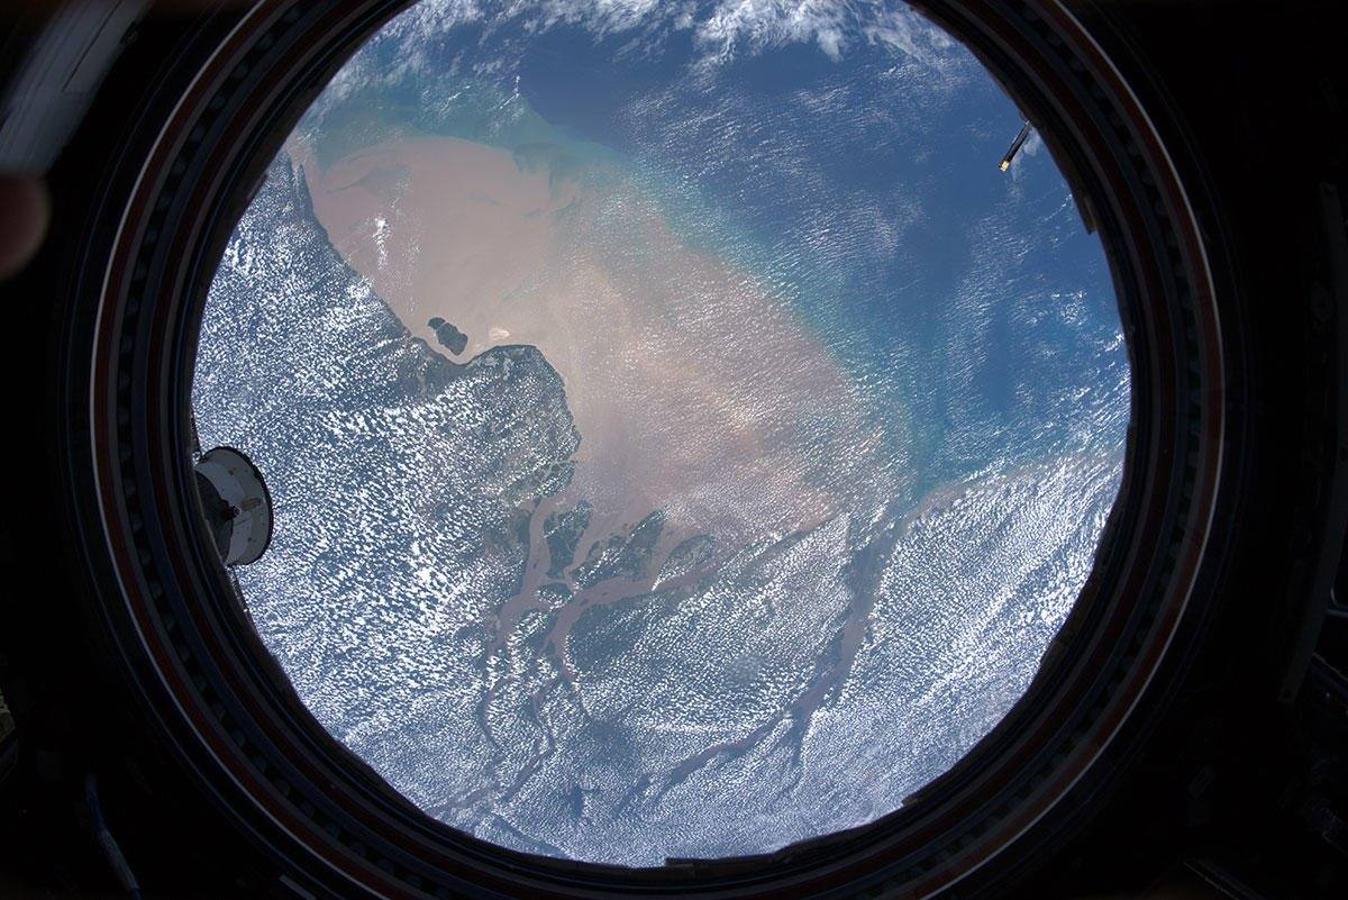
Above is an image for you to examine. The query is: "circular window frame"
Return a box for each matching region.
[78,0,1224,896]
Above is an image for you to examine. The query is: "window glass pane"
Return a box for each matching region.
[192,0,1130,865]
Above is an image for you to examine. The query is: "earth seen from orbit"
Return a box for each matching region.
[191,0,1131,866]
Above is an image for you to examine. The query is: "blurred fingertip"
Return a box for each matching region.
[0,175,51,281]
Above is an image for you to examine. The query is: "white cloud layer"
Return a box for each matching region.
[363,0,962,67]
[681,0,951,64]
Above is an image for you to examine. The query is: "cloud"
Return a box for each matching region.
[695,0,856,61]
[862,3,957,61]
[521,0,669,34]
[349,0,964,72]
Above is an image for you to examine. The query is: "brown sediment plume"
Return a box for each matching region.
[294,132,894,612]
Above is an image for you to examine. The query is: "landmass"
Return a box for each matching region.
[428,316,468,355]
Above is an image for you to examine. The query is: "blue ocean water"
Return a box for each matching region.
[305,9,1125,494]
